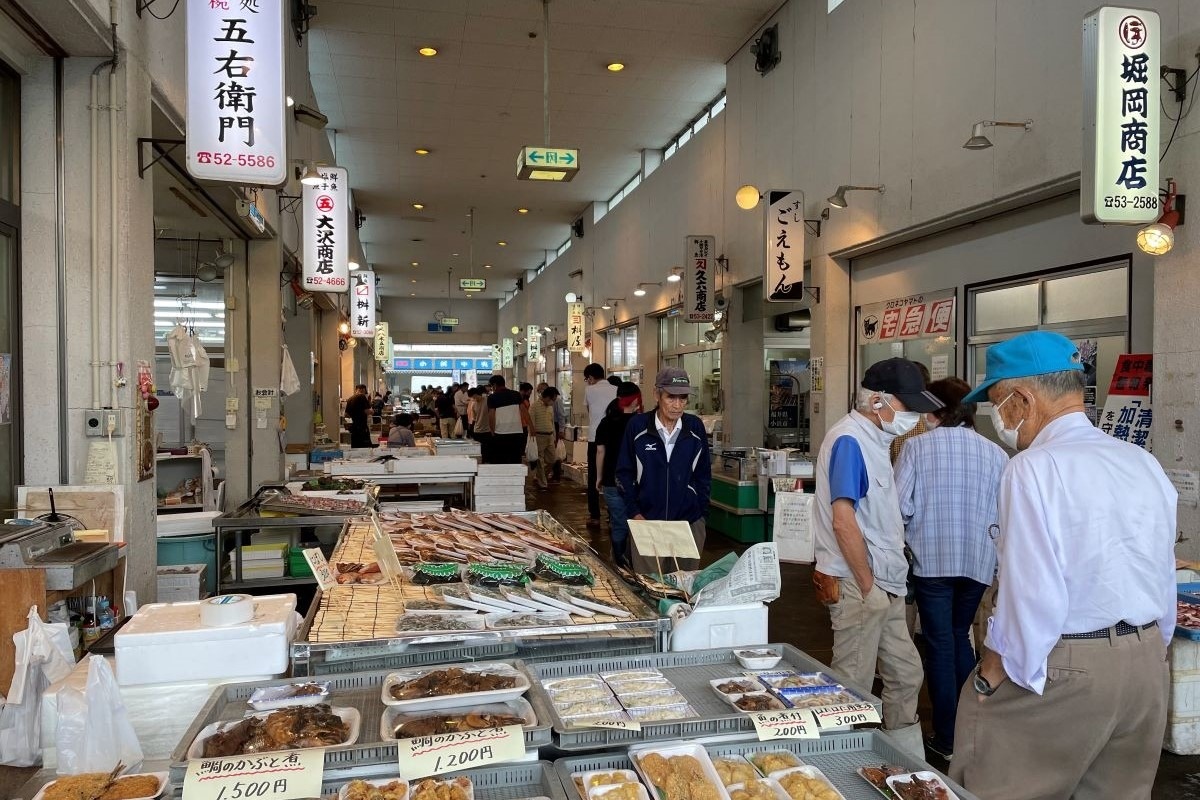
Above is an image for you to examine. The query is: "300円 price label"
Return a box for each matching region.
[182,750,324,800]
[749,709,818,741]
[812,702,881,729]
[397,725,524,779]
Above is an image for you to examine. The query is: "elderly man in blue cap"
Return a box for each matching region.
[951,332,1176,800]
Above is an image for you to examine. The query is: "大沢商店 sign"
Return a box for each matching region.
[684,235,715,323]
[858,289,955,344]
[302,166,350,292]
[765,191,806,302]
[350,271,375,337]
[186,0,287,185]
[1082,7,1160,224]
[567,302,585,353]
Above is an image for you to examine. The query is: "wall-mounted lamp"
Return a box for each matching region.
[338,320,350,335]
[296,162,323,186]
[666,267,683,283]
[633,282,661,297]
[963,119,1033,150]
[735,184,762,210]
[601,297,623,310]
[564,292,579,303]
[1137,179,1186,256]
[827,185,885,209]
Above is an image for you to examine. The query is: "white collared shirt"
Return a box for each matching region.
[655,412,683,460]
[985,412,1177,694]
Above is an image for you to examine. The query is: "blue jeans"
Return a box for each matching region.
[912,575,988,751]
[602,487,631,566]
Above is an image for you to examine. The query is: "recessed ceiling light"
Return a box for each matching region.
[606,62,625,72]
[418,46,438,57]
[484,264,492,269]
[411,279,417,284]
[414,148,430,156]
[411,261,419,267]
[412,202,424,210]
[517,208,529,214]
[452,253,459,257]
[410,292,415,296]
[497,241,507,246]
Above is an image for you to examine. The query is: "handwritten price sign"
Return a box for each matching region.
[570,718,642,732]
[749,709,818,741]
[812,702,880,729]
[397,725,524,779]
[183,749,324,800]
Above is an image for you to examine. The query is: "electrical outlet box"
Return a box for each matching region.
[84,410,122,436]
[226,397,239,412]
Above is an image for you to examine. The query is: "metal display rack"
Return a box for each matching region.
[166,664,554,785]
[520,645,882,751]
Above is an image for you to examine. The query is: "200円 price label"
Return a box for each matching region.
[749,709,818,741]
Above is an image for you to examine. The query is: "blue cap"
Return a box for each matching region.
[963,331,1084,403]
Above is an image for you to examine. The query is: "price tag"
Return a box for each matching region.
[749,709,818,741]
[182,749,324,800]
[572,718,642,732]
[303,547,337,591]
[812,702,881,729]
[397,725,524,779]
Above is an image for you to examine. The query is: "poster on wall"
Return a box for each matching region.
[0,352,10,424]
[302,166,350,292]
[684,235,716,322]
[567,302,586,352]
[765,191,806,302]
[1076,339,1099,424]
[136,361,155,482]
[185,0,287,185]
[1100,353,1153,450]
[1081,7,1160,224]
[858,289,956,344]
[768,360,807,430]
[351,271,375,337]
[809,356,824,393]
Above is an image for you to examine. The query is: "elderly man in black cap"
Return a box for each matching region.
[812,358,944,758]
[615,368,711,574]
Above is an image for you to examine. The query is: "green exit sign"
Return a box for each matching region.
[516,146,579,181]
[459,278,486,292]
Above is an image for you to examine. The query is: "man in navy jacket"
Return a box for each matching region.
[616,368,711,573]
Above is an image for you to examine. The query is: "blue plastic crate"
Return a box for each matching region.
[310,448,344,463]
[1176,594,1200,641]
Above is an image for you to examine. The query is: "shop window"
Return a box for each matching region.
[0,62,17,205]
[1042,268,1127,325]
[856,288,958,391]
[973,283,1038,333]
[0,63,20,511]
[603,322,640,381]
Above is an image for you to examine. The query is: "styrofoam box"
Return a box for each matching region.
[242,562,286,579]
[157,563,207,590]
[115,593,299,686]
[477,464,529,476]
[670,602,769,652]
[1172,637,1200,674]
[156,510,220,538]
[1164,713,1200,754]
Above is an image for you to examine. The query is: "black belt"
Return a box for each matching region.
[1062,621,1158,640]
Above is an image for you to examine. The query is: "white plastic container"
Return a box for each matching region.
[669,602,768,651]
[114,594,299,686]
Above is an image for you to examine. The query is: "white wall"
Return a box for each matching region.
[388,296,499,343]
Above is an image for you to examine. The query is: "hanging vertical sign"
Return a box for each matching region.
[491,343,502,368]
[350,271,375,337]
[765,191,806,302]
[374,322,390,362]
[526,325,542,362]
[302,166,350,292]
[502,338,515,368]
[567,302,586,353]
[185,0,287,185]
[1081,7,1160,224]
[684,236,716,323]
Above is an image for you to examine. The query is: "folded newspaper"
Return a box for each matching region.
[691,542,781,607]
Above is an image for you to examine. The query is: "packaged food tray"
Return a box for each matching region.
[318,760,569,800]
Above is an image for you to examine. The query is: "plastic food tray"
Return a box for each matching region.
[380,662,530,710]
[316,760,570,800]
[186,706,362,760]
[519,645,881,750]
[167,664,553,785]
[551,731,981,800]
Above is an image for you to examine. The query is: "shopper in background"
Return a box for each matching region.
[531,387,560,490]
[454,383,469,437]
[894,377,1007,760]
[435,388,457,439]
[344,384,373,448]
[951,332,1176,799]
[387,413,416,447]
[616,369,710,573]
[889,362,931,463]
[607,375,621,387]
[595,382,642,569]
[487,375,526,464]
[474,384,494,461]
[371,391,385,425]
[812,358,943,758]
[466,387,482,439]
[585,363,618,527]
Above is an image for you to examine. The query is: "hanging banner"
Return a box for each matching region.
[502,338,514,369]
[374,323,390,362]
[858,289,956,344]
[185,0,287,185]
[684,235,716,323]
[1082,8,1160,224]
[1099,353,1153,450]
[491,343,502,367]
[765,191,806,302]
[350,271,375,337]
[526,325,542,362]
[302,166,350,292]
[567,302,586,353]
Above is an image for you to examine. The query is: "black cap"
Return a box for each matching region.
[862,358,944,413]
[616,381,641,398]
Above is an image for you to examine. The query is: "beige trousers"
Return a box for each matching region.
[951,627,1168,800]
[439,418,456,439]
[631,518,706,575]
[828,578,923,731]
[534,433,556,487]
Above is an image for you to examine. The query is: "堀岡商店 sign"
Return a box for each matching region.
[302,166,350,292]
[684,236,715,323]
[1081,7,1160,224]
[857,290,955,344]
[765,191,806,302]
[186,0,287,185]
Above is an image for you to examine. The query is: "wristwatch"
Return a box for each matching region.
[972,666,999,696]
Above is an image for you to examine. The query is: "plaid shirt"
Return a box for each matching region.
[894,425,1008,585]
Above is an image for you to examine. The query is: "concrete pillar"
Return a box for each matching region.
[317,307,341,439]
[281,303,314,447]
[246,239,284,486]
[808,254,852,454]
[223,247,251,506]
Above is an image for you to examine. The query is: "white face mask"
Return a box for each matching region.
[925,414,941,430]
[879,399,920,436]
[990,392,1024,449]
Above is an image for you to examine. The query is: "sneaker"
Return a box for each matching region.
[924,737,953,761]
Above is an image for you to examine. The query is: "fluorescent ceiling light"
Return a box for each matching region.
[527,170,568,181]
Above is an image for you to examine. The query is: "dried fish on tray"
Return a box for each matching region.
[377,510,578,565]
[260,493,369,516]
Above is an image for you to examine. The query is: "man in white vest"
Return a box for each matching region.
[813,358,943,758]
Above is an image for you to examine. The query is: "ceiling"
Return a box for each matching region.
[306,0,779,301]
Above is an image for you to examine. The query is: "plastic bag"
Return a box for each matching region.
[55,655,143,774]
[0,606,75,766]
[453,417,464,438]
[555,439,567,462]
[280,344,301,397]
[525,436,539,463]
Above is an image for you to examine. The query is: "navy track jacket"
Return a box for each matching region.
[615,410,711,523]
